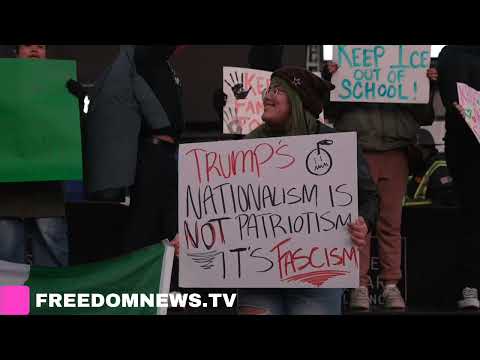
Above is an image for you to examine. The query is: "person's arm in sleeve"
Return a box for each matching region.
[133,46,174,136]
[404,68,437,126]
[321,61,347,124]
[438,49,470,112]
[66,79,88,100]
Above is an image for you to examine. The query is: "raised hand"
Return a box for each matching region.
[225,71,252,100]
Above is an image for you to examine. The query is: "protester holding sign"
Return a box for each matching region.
[323,46,437,311]
[437,46,480,310]
[236,67,378,315]
[0,45,71,267]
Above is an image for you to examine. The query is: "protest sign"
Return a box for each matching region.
[330,45,431,104]
[223,66,271,135]
[179,133,359,288]
[0,59,82,182]
[457,82,480,143]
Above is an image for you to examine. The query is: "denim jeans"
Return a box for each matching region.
[238,288,344,315]
[0,217,69,267]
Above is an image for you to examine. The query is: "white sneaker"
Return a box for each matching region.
[349,287,370,311]
[458,287,480,310]
[383,285,406,310]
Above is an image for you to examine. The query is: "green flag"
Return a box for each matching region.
[0,242,175,315]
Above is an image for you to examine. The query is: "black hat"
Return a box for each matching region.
[272,66,335,117]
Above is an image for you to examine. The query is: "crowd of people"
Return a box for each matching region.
[0,44,478,314]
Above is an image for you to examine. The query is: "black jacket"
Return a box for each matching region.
[438,46,480,136]
[84,46,173,193]
[134,46,184,138]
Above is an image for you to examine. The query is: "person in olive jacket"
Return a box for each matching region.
[322,59,437,311]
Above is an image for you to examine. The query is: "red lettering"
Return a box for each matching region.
[255,100,264,114]
[185,148,207,184]
[307,247,325,269]
[296,247,316,271]
[254,143,275,168]
[256,83,263,98]
[231,150,258,176]
[271,240,355,281]
[183,220,199,249]
[246,101,255,113]
[284,250,297,277]
[235,100,246,112]
[324,247,331,267]
[206,152,222,182]
[201,223,216,250]
[244,73,255,93]
[329,247,343,266]
[270,238,292,279]
[343,247,359,268]
[217,153,232,179]
[275,144,296,169]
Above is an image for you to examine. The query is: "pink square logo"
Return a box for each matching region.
[0,286,30,315]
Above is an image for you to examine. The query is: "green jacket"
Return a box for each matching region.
[324,102,435,152]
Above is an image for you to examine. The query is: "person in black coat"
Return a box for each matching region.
[437,45,480,310]
[84,45,183,252]
[121,45,184,252]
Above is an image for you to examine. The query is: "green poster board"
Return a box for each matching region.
[0,58,82,182]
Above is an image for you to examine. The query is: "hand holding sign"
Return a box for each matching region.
[171,233,180,257]
[224,71,252,100]
[327,61,339,75]
[427,67,438,82]
[347,217,368,248]
[453,101,466,119]
[179,133,359,288]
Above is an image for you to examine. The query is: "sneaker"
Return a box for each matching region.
[457,287,480,310]
[349,287,370,311]
[383,285,406,310]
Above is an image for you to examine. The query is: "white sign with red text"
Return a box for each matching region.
[179,133,359,288]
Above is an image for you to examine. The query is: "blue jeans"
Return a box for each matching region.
[238,288,344,315]
[0,217,69,267]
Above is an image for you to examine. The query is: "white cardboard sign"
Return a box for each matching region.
[179,133,359,288]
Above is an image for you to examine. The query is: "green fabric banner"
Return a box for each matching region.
[0,58,82,182]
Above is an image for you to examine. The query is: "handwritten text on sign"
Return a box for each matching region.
[179,133,359,288]
[330,45,431,104]
[457,82,480,144]
[223,67,271,135]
